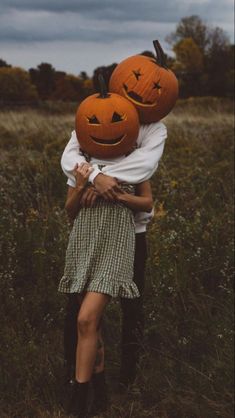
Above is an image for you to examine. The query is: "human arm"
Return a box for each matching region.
[116,181,153,212]
[66,174,100,210]
[62,123,166,198]
[61,131,122,200]
[61,130,102,184]
[101,122,167,183]
[93,122,166,198]
[65,163,93,220]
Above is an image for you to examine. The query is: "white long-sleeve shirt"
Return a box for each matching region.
[61,121,167,233]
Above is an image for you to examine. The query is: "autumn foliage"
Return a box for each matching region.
[168,16,234,97]
[0,15,234,104]
[0,67,38,102]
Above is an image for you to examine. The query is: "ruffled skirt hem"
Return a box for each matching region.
[58,276,140,299]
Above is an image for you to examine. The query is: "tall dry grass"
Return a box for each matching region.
[0,97,234,418]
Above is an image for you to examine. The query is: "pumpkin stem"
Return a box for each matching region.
[153,40,168,68]
[98,73,110,98]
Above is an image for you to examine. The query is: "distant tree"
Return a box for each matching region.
[55,70,66,81]
[173,38,204,74]
[225,45,235,97]
[82,77,94,97]
[79,71,89,81]
[205,27,231,72]
[53,74,84,101]
[0,67,38,102]
[29,63,56,100]
[0,59,11,68]
[167,15,233,97]
[173,38,204,96]
[207,26,230,54]
[167,15,210,54]
[204,28,232,96]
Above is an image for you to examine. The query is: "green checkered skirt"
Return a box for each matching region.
[58,185,140,299]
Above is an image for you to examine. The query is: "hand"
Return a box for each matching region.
[115,189,129,204]
[93,173,123,200]
[80,185,99,207]
[73,162,93,189]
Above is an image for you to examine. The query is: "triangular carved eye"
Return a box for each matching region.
[153,82,161,90]
[133,70,142,80]
[87,115,100,124]
[111,112,123,123]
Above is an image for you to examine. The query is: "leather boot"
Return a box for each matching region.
[69,380,90,418]
[89,371,108,416]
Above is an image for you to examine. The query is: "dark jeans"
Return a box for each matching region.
[120,232,147,382]
[63,232,147,382]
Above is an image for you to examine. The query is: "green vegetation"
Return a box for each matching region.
[0,97,234,417]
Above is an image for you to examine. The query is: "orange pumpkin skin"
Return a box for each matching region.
[109,55,179,124]
[75,92,139,158]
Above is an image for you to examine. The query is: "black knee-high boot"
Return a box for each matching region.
[89,371,108,416]
[120,232,147,387]
[69,380,90,418]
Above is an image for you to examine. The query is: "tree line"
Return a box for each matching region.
[0,16,234,104]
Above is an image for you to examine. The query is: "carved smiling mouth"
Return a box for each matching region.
[90,134,125,145]
[123,84,156,107]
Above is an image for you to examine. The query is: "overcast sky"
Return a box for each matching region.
[0,0,234,76]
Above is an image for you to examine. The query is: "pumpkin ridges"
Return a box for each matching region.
[138,68,160,103]
[109,52,179,124]
[76,91,139,158]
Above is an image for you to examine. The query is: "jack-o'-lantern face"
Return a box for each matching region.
[109,40,179,124]
[76,78,139,158]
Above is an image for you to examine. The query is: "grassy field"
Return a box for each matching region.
[0,98,234,418]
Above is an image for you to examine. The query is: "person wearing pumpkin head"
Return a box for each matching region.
[59,75,156,417]
[60,42,178,416]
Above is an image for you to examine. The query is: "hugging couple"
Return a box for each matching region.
[58,40,178,417]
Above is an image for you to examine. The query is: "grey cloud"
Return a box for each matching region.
[0,27,154,44]
[0,0,233,76]
[0,0,233,48]
[0,0,233,24]
[0,9,173,44]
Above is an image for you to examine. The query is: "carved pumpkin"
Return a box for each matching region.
[75,75,139,158]
[109,40,179,124]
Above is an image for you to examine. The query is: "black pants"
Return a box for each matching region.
[63,232,147,382]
